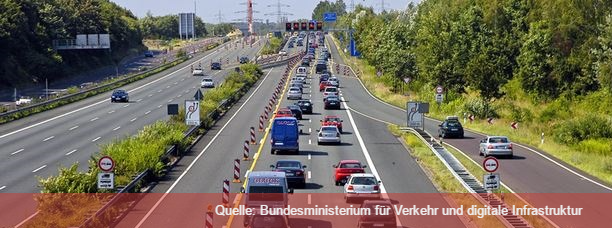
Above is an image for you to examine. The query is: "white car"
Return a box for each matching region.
[317,126,341,145]
[323,87,339,100]
[287,87,302,100]
[328,77,340,87]
[192,68,204,76]
[201,78,214,88]
[344,174,381,203]
[479,136,513,158]
[278,50,288,56]
[296,67,308,75]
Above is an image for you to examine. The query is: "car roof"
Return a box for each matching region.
[114,90,126,93]
[249,171,285,177]
[297,99,311,102]
[289,87,300,90]
[340,160,360,164]
[321,125,338,129]
[276,159,301,164]
[287,105,300,109]
[488,136,509,139]
[350,173,375,178]
[324,115,339,118]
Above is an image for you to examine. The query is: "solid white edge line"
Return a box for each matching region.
[0,49,219,140]
[134,68,275,228]
[32,165,47,173]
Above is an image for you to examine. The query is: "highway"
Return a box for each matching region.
[0,37,266,193]
[111,35,467,228]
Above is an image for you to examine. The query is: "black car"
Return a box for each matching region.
[110,90,129,102]
[438,116,464,138]
[288,43,294,48]
[144,51,154,57]
[295,100,313,114]
[239,56,249,64]
[320,75,330,83]
[271,160,306,188]
[211,62,222,70]
[316,61,327,74]
[287,105,303,120]
[301,58,310,67]
[324,96,341,109]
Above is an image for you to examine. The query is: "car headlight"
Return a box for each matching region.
[112,96,115,98]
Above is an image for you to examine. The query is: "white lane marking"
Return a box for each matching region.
[308,139,312,145]
[108,110,115,114]
[177,94,182,98]
[130,118,137,122]
[42,136,54,142]
[347,107,393,125]
[245,170,251,178]
[307,171,311,179]
[11,149,24,155]
[157,104,163,108]
[113,126,121,131]
[92,137,101,142]
[192,86,196,89]
[65,149,77,156]
[308,153,311,160]
[148,94,153,97]
[157,90,163,93]
[90,117,99,122]
[69,125,79,131]
[123,104,130,108]
[145,110,151,115]
[166,85,171,88]
[32,165,47,173]
[137,99,143,102]
[174,82,178,85]
[167,99,173,103]
[0,50,219,141]
[185,90,190,93]
[308,128,311,133]
[309,119,311,123]
[134,68,275,228]
[181,78,185,81]
[0,186,5,191]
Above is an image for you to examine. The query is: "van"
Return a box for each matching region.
[296,67,307,75]
[241,171,293,226]
[271,117,300,154]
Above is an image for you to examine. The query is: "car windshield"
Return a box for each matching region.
[325,117,340,122]
[326,97,339,101]
[322,127,337,132]
[325,87,337,92]
[340,163,361,168]
[289,88,300,92]
[278,110,291,114]
[489,137,509,143]
[114,90,125,94]
[351,177,378,185]
[277,161,301,168]
[203,79,213,82]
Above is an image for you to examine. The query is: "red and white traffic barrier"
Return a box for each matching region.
[243,140,250,161]
[222,179,230,207]
[259,115,264,131]
[264,108,269,119]
[205,205,213,228]
[250,127,256,144]
[232,159,241,183]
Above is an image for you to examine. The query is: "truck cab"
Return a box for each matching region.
[271,117,300,154]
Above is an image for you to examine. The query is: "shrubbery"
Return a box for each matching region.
[462,98,498,119]
[553,115,612,145]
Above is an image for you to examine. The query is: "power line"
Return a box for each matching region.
[214,10,225,24]
[264,0,292,29]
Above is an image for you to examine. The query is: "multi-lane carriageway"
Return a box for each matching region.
[1,33,611,228]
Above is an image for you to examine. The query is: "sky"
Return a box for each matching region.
[110,0,419,24]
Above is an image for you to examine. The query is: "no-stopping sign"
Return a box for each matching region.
[482,157,499,173]
[436,85,444,94]
[98,156,115,172]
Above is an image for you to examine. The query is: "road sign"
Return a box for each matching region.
[483,173,500,190]
[436,85,444,94]
[185,100,200,125]
[483,157,499,173]
[487,117,493,124]
[435,94,443,103]
[323,12,337,22]
[194,89,204,100]
[511,122,518,129]
[98,156,114,172]
[403,77,411,84]
[97,172,114,189]
[407,102,424,128]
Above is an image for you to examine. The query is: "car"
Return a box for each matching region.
[301,58,310,67]
[110,90,129,102]
[287,43,294,48]
[144,51,154,57]
[211,62,222,70]
[275,108,294,118]
[319,81,333,91]
[316,61,327,74]
[294,100,313,114]
[192,67,205,76]
[319,75,330,84]
[294,74,307,82]
[479,136,513,158]
[358,200,397,228]
[278,50,288,56]
[344,174,381,203]
[270,160,307,188]
[245,214,291,228]
[333,160,367,185]
[200,77,214,88]
[323,86,339,99]
[287,87,302,100]
[289,83,303,92]
[321,115,343,133]
[324,96,341,109]
[286,105,303,120]
[327,77,340,87]
[317,125,341,145]
[239,56,249,64]
[296,67,308,75]
[438,116,464,138]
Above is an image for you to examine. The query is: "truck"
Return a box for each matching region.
[270,117,300,154]
[241,171,292,226]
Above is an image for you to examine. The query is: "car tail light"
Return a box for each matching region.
[374,185,379,190]
[296,171,303,176]
[487,145,494,149]
[347,185,354,190]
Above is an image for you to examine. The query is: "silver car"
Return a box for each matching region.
[344,174,381,203]
[323,87,339,100]
[328,77,340,87]
[200,78,214,88]
[287,87,302,100]
[317,126,341,145]
[479,136,513,158]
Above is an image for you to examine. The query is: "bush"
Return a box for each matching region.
[38,163,98,193]
[553,114,612,144]
[508,105,534,123]
[176,49,187,59]
[462,98,498,118]
[577,139,612,156]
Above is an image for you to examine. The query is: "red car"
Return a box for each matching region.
[319,81,333,91]
[275,108,294,118]
[321,115,343,133]
[333,160,367,185]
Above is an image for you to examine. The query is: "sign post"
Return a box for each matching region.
[97,156,115,190]
[482,157,500,195]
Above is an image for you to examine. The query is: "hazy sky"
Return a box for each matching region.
[110,0,418,23]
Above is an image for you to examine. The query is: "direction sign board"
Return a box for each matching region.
[483,157,499,173]
[436,85,444,94]
[185,100,200,126]
[98,156,114,172]
[407,102,424,128]
[324,12,337,22]
[97,172,114,189]
[435,94,443,103]
[483,173,500,190]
